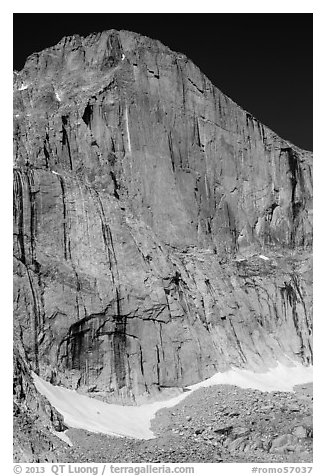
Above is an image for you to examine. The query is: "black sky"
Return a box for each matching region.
[13,13,312,151]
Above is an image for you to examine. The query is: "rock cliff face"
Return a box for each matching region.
[13,30,312,404]
[13,341,68,461]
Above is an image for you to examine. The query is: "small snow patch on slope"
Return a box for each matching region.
[259,255,270,261]
[50,429,73,447]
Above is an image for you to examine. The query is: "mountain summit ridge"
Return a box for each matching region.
[14,29,312,155]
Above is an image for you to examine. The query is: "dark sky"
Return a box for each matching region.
[13,13,312,151]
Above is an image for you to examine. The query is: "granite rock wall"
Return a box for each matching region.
[13,30,312,402]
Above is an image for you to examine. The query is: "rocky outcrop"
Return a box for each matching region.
[13,30,312,403]
[13,341,68,462]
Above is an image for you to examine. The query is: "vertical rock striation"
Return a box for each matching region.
[13,30,312,403]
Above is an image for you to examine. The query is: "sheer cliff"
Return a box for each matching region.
[13,30,312,407]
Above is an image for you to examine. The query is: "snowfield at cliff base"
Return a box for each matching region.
[33,363,312,443]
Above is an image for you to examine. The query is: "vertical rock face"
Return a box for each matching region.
[13,30,312,403]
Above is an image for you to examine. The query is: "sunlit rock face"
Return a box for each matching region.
[13,30,312,403]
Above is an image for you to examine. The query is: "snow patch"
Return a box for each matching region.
[125,107,132,154]
[55,91,61,102]
[32,363,312,440]
[50,429,73,447]
[122,54,125,60]
[259,254,270,261]
[18,84,28,91]
[51,171,60,175]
